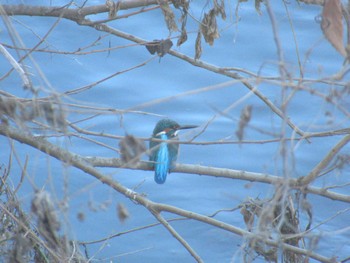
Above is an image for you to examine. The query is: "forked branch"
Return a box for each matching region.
[0,124,339,263]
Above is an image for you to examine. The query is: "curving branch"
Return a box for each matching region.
[150,208,204,263]
[85,157,350,203]
[0,43,31,88]
[85,21,308,139]
[298,134,350,185]
[0,1,159,20]
[1,3,349,262]
[0,3,307,139]
[0,124,337,263]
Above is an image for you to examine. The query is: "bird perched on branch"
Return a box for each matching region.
[149,119,197,184]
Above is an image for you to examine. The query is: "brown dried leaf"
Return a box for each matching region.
[145,42,158,55]
[158,39,173,56]
[106,0,119,19]
[0,97,17,118]
[177,9,188,46]
[195,31,202,59]
[322,0,346,57]
[31,191,60,248]
[40,101,66,130]
[159,0,178,33]
[117,203,129,223]
[145,39,173,57]
[171,0,188,9]
[177,28,187,46]
[119,134,146,167]
[200,9,219,46]
[301,198,313,231]
[255,0,264,15]
[235,105,252,142]
[77,211,85,222]
[214,0,226,20]
[240,206,254,231]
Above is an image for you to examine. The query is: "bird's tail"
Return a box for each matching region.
[154,140,169,184]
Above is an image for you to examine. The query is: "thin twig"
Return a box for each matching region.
[0,43,31,88]
[299,134,350,185]
[0,125,337,262]
[151,208,203,263]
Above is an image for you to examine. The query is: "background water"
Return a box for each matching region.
[1,0,350,262]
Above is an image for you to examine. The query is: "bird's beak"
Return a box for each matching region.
[177,125,198,130]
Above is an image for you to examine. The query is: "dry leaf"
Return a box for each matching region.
[145,39,173,57]
[195,31,202,59]
[171,0,189,9]
[200,9,220,46]
[31,191,60,248]
[240,206,254,231]
[41,101,66,130]
[322,0,347,57]
[0,97,17,118]
[77,212,85,222]
[177,10,188,46]
[177,27,187,46]
[214,0,226,20]
[255,0,264,15]
[119,134,146,167]
[235,105,252,142]
[106,0,119,19]
[117,203,129,223]
[159,0,178,33]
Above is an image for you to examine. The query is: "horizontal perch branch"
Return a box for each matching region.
[0,125,337,262]
[86,156,350,203]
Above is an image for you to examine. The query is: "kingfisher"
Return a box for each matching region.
[149,119,198,184]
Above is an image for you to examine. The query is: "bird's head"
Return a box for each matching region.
[152,119,197,138]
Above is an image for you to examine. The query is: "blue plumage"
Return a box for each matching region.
[149,119,197,184]
[154,133,170,184]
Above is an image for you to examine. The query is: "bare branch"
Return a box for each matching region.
[299,134,350,185]
[151,209,203,263]
[0,43,31,88]
[1,1,159,20]
[0,123,337,262]
[1,2,349,261]
[1,3,308,139]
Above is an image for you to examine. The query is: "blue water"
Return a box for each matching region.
[1,1,350,262]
